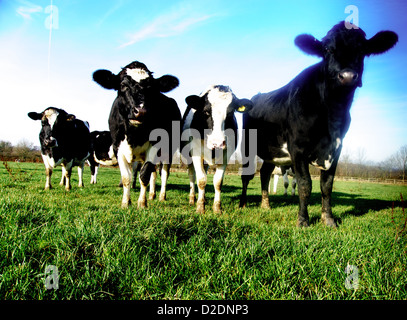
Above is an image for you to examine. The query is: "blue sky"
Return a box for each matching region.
[1,0,406,162]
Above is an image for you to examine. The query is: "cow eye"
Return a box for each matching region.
[324,46,334,54]
[121,84,128,92]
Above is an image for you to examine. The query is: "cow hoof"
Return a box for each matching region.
[138,200,147,209]
[213,201,221,214]
[121,202,129,209]
[322,217,337,228]
[297,219,309,227]
[149,193,156,200]
[261,201,270,209]
[159,193,166,201]
[196,201,205,214]
[189,195,196,205]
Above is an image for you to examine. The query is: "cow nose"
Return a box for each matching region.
[134,108,147,119]
[338,69,358,86]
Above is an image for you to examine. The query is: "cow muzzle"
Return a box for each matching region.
[207,135,226,150]
[44,137,58,148]
[337,69,359,86]
[129,108,147,126]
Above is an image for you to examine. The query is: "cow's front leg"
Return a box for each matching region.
[117,155,132,208]
[192,156,206,213]
[294,159,312,227]
[320,156,339,228]
[159,163,170,201]
[188,164,196,205]
[138,162,156,209]
[62,161,73,191]
[45,167,53,190]
[149,169,157,200]
[260,162,274,209]
[77,162,85,187]
[213,164,226,214]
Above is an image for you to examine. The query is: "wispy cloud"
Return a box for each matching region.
[16,0,42,20]
[120,7,215,48]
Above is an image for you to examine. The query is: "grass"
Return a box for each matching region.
[0,161,406,300]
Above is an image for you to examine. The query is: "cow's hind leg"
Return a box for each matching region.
[138,162,156,209]
[260,162,274,209]
[320,157,339,228]
[213,164,226,213]
[77,162,85,187]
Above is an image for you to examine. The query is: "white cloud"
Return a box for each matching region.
[120,7,214,48]
[16,0,43,20]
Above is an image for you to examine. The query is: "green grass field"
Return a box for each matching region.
[1,161,406,300]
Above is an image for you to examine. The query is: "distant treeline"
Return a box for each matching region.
[1,140,406,183]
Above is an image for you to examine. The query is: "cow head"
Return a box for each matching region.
[294,21,398,88]
[93,61,179,127]
[28,107,76,152]
[186,85,253,150]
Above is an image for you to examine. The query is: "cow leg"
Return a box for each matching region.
[159,163,170,201]
[213,164,226,214]
[291,176,297,196]
[117,155,132,208]
[239,173,254,208]
[90,163,98,184]
[294,159,312,227]
[62,161,73,191]
[192,156,206,213]
[59,167,66,186]
[41,154,54,190]
[77,162,85,187]
[149,170,157,200]
[320,157,339,228]
[272,174,279,194]
[283,171,289,196]
[260,162,274,209]
[132,162,140,189]
[138,162,156,209]
[188,164,196,205]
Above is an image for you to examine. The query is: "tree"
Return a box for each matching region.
[393,145,407,182]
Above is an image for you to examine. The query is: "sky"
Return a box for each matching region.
[0,0,406,163]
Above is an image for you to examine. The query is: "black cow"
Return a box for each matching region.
[93,61,181,208]
[28,107,91,190]
[88,130,117,184]
[240,21,398,227]
[181,85,252,213]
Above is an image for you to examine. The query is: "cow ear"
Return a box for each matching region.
[295,34,323,57]
[235,99,253,113]
[366,31,398,56]
[28,112,42,120]
[93,69,120,90]
[185,95,204,110]
[156,75,179,93]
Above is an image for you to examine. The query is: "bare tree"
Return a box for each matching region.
[393,145,407,182]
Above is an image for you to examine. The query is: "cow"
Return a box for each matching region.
[181,85,253,213]
[92,61,181,208]
[270,166,296,196]
[88,130,117,184]
[28,107,91,190]
[239,21,398,227]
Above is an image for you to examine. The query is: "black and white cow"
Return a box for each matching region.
[240,21,398,227]
[28,107,91,190]
[270,166,296,196]
[93,61,181,208]
[182,85,252,213]
[88,130,117,184]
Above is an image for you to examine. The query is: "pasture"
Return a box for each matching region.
[0,161,406,300]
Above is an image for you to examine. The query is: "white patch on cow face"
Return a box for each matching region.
[126,68,150,83]
[204,86,233,150]
[44,108,59,129]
